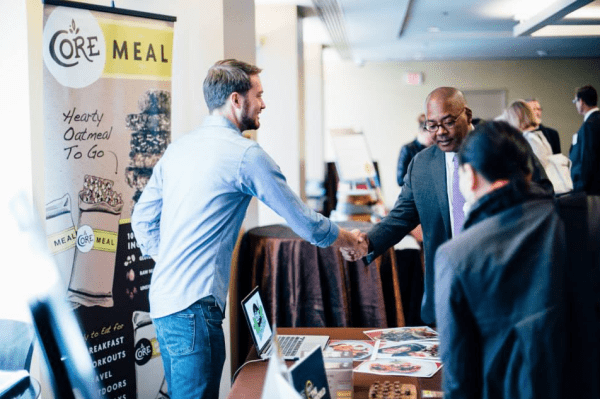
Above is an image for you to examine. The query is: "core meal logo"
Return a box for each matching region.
[43,7,106,88]
[134,338,153,366]
[76,225,95,253]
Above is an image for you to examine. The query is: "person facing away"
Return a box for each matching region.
[396,113,434,186]
[570,84,600,194]
[434,121,567,399]
[526,98,561,154]
[131,59,359,399]
[503,99,572,194]
[340,87,553,326]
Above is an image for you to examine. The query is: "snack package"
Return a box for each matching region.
[45,193,76,289]
[132,311,168,399]
[68,175,123,308]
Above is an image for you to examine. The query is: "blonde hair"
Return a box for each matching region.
[504,100,537,131]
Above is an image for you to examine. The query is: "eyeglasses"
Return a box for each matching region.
[572,97,579,104]
[424,108,466,133]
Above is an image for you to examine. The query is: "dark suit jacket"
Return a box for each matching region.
[570,111,600,194]
[539,124,561,154]
[397,139,426,186]
[366,145,552,325]
[368,146,447,324]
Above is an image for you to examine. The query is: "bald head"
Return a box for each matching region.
[425,87,467,108]
[425,87,472,152]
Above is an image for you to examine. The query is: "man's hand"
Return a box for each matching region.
[333,228,369,261]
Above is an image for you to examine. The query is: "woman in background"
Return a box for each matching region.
[503,100,572,194]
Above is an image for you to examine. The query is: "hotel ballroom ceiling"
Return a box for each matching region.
[258,0,600,62]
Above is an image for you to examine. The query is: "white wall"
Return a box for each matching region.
[304,43,325,182]
[323,52,600,206]
[255,5,305,226]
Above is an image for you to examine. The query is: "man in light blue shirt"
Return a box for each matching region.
[131,59,359,399]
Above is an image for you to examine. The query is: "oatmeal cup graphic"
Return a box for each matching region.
[68,175,123,308]
[45,193,77,289]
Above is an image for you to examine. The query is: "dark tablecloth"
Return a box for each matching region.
[230,222,423,373]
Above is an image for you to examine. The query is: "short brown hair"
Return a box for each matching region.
[203,59,262,112]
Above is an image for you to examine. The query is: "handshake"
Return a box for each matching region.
[333,228,370,261]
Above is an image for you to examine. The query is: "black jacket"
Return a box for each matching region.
[435,181,566,399]
[539,124,561,154]
[570,110,600,194]
[396,139,426,186]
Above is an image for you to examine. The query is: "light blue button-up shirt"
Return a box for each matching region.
[131,115,339,318]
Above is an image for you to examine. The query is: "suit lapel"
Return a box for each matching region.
[431,147,451,237]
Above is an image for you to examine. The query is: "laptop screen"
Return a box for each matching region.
[241,287,273,354]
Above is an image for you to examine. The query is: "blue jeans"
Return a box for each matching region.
[153,296,225,399]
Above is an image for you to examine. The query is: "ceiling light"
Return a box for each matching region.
[427,26,440,33]
[536,49,548,56]
[563,1,600,18]
[513,0,595,36]
[531,24,600,36]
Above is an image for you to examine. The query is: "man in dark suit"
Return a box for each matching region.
[527,98,561,154]
[341,87,552,325]
[397,113,433,186]
[570,85,600,194]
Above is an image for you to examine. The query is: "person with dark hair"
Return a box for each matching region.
[340,87,552,325]
[434,121,566,399]
[570,85,600,194]
[526,98,561,154]
[397,113,434,187]
[131,59,360,398]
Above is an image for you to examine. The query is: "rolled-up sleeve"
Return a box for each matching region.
[238,145,339,247]
[131,163,163,258]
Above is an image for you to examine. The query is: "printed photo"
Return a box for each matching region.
[354,358,442,378]
[325,340,375,360]
[375,340,440,360]
[364,326,438,342]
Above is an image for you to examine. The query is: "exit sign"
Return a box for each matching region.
[405,72,424,85]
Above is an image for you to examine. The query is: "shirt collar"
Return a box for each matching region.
[445,151,457,167]
[202,114,242,134]
[584,107,600,122]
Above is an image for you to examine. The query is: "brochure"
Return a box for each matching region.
[289,346,331,399]
[363,326,438,342]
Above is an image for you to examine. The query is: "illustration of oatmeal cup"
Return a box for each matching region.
[45,193,76,289]
[133,311,168,398]
[68,175,123,308]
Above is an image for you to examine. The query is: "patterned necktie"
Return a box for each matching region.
[452,154,466,237]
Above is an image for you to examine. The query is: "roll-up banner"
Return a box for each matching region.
[42,1,175,397]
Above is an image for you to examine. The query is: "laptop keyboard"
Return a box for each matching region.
[279,336,305,357]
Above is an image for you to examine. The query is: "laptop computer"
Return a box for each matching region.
[241,286,329,360]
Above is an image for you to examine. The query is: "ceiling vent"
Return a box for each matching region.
[312,0,352,60]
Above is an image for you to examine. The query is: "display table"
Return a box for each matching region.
[230,222,423,376]
[227,327,442,399]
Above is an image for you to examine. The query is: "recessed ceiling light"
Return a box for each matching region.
[427,26,441,33]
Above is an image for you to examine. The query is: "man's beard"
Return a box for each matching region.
[240,100,259,131]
